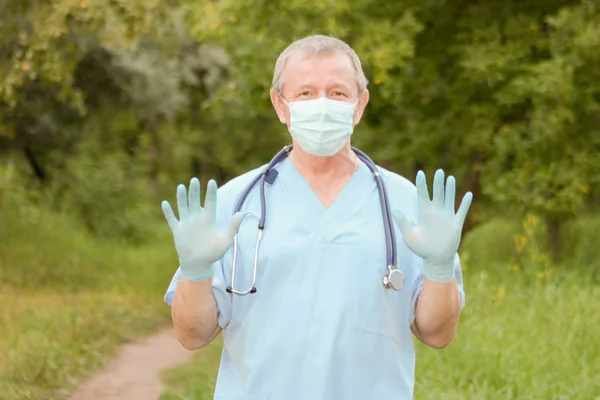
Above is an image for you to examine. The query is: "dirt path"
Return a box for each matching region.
[67,326,194,400]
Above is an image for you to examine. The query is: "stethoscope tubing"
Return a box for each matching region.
[227,145,399,295]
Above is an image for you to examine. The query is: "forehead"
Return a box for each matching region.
[281,52,358,91]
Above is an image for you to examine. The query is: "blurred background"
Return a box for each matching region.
[0,0,599,399]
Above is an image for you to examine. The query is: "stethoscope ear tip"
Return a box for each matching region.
[225,286,258,295]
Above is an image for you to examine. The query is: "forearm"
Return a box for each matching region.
[412,276,461,349]
[171,276,221,350]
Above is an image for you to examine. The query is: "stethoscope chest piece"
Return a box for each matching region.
[382,265,405,291]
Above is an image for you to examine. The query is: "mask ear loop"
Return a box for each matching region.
[278,94,290,106]
[277,94,296,139]
[277,94,292,125]
[349,96,362,125]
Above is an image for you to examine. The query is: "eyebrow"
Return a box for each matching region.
[293,81,353,91]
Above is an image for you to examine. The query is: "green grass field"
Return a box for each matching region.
[159,215,600,400]
[159,269,600,400]
[0,194,175,400]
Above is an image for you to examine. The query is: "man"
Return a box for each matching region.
[163,35,472,400]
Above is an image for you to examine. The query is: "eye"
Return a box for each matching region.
[298,91,311,96]
[332,91,346,97]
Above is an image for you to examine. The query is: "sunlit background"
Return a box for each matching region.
[1,1,599,399]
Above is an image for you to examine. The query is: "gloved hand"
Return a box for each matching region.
[161,178,244,281]
[393,169,473,283]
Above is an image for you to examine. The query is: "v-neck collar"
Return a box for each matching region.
[280,157,369,212]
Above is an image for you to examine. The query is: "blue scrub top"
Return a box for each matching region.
[165,158,466,400]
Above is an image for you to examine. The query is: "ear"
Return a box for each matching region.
[353,89,370,126]
[270,89,288,124]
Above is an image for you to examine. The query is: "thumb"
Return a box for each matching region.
[392,209,414,237]
[225,212,245,238]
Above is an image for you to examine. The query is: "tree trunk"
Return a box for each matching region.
[146,118,160,196]
[23,145,46,183]
[409,160,424,182]
[459,152,485,234]
[546,215,561,264]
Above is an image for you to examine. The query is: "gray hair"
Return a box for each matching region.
[272,35,369,94]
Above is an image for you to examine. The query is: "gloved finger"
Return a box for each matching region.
[226,212,245,238]
[176,184,189,220]
[204,179,218,223]
[455,192,473,229]
[189,178,201,213]
[432,169,445,208]
[416,170,430,206]
[392,209,413,237]
[161,200,178,231]
[444,175,456,214]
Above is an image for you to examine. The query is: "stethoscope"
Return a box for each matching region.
[225,145,406,296]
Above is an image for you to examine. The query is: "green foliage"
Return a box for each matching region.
[0,0,180,110]
[480,0,600,220]
[45,110,160,244]
[0,173,175,290]
[560,214,600,273]
[183,0,600,231]
[460,218,520,268]
[2,0,599,249]
[461,213,600,276]
[0,179,173,399]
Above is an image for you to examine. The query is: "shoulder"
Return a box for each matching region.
[376,165,417,196]
[219,164,266,196]
[215,164,267,211]
[375,165,418,217]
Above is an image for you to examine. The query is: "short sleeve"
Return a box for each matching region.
[454,254,467,308]
[211,254,234,328]
[163,268,180,306]
[409,265,423,326]
[409,254,466,325]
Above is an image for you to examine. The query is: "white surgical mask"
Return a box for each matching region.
[282,97,357,157]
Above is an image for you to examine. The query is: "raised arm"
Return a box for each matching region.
[394,169,472,348]
[162,178,243,350]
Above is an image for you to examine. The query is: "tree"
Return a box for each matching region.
[0,1,231,189]
[183,0,599,260]
[0,0,180,183]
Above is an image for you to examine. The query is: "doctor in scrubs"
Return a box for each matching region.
[163,35,473,400]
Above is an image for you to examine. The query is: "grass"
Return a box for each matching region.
[0,191,175,400]
[159,269,600,400]
[159,215,600,400]
[0,289,169,400]
[160,338,223,400]
[413,270,600,399]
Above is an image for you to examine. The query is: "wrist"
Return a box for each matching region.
[422,259,455,283]
[179,257,214,281]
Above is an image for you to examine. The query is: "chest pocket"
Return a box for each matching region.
[347,248,405,341]
[340,210,414,341]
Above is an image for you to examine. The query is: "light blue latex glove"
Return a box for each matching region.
[393,169,473,283]
[161,178,244,281]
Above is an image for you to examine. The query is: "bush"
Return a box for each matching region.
[461,213,600,284]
